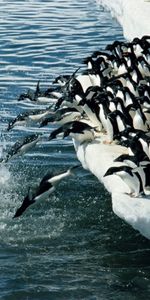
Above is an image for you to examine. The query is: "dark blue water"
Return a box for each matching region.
[1,1,150,299]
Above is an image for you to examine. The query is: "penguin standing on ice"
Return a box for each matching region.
[132,103,148,132]
[138,162,150,195]
[104,165,144,197]
[114,153,149,168]
[105,110,131,143]
[13,165,80,218]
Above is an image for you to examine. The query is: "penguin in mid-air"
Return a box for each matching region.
[39,107,81,127]
[13,165,80,218]
[7,107,53,131]
[2,133,41,163]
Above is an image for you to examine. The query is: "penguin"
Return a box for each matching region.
[103,165,144,197]
[49,121,96,143]
[18,81,56,104]
[105,110,131,143]
[13,165,80,218]
[115,57,128,76]
[105,40,124,60]
[132,102,148,132]
[109,97,133,126]
[7,107,53,131]
[121,86,136,108]
[138,84,150,102]
[39,107,81,127]
[114,153,149,168]
[73,73,93,94]
[91,50,114,62]
[119,137,149,159]
[83,56,108,73]
[53,75,71,86]
[120,73,139,96]
[105,111,120,143]
[132,132,150,159]
[132,37,144,58]
[77,94,102,130]
[87,69,101,87]
[3,133,41,163]
[96,96,111,132]
[132,37,149,58]
[142,48,150,65]
[18,81,41,102]
[54,92,80,111]
[137,163,150,195]
[137,56,150,77]
[59,67,90,96]
[7,111,31,131]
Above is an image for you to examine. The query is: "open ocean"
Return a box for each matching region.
[1,1,150,299]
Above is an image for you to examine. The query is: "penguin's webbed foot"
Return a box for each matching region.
[103,140,113,145]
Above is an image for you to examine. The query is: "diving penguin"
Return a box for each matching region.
[13,165,80,218]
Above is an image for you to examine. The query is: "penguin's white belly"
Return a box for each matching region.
[70,130,94,143]
[35,186,55,202]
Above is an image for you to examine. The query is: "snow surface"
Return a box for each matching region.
[96,0,150,40]
[74,137,150,240]
[74,0,150,239]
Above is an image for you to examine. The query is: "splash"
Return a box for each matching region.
[0,164,11,186]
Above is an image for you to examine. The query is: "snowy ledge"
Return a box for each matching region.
[96,0,150,40]
[74,137,150,240]
[73,0,150,239]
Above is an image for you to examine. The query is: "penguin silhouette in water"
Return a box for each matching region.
[13,165,80,218]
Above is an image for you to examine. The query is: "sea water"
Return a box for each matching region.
[1,1,150,299]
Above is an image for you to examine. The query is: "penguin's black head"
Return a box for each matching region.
[132,37,141,45]
[77,96,87,106]
[13,195,35,218]
[105,44,113,51]
[82,56,93,65]
[53,75,70,85]
[104,165,132,177]
[63,129,71,138]
[91,51,102,58]
[114,154,131,163]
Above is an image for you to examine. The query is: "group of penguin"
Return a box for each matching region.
[2,34,150,218]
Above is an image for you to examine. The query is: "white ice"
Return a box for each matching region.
[96,0,150,40]
[74,0,150,239]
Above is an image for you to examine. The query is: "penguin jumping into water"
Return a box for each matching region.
[2,133,41,163]
[13,165,80,218]
[39,107,81,127]
[49,121,96,143]
[7,107,53,131]
[18,81,60,104]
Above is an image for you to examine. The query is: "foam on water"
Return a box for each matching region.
[0,165,11,186]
